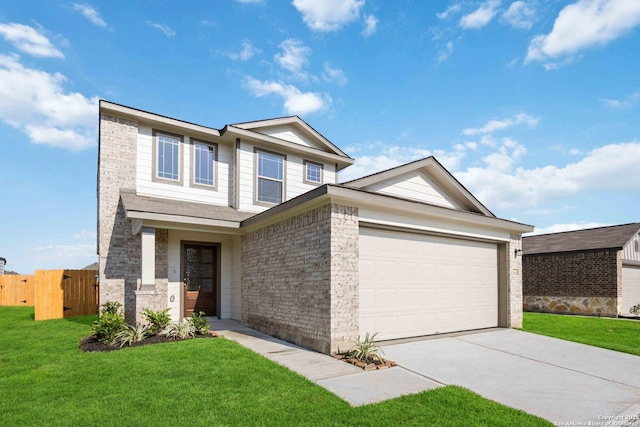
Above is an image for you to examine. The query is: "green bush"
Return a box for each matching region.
[166,321,195,339]
[115,323,150,347]
[188,311,209,335]
[142,308,171,335]
[630,304,640,317]
[92,302,126,344]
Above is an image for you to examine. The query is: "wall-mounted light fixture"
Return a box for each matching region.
[514,249,523,257]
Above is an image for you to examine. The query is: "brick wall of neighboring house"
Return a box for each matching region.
[241,203,359,354]
[523,249,620,316]
[99,114,170,322]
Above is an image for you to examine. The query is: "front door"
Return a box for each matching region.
[183,244,217,317]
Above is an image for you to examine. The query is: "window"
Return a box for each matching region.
[154,130,182,183]
[192,140,217,188]
[304,160,322,185]
[256,150,284,204]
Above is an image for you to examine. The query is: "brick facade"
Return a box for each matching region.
[98,114,169,322]
[508,234,524,328]
[241,203,359,354]
[523,249,621,316]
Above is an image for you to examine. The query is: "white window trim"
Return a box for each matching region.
[303,160,323,186]
[254,148,286,206]
[152,129,183,186]
[190,139,218,190]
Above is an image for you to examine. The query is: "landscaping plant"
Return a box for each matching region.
[630,304,640,317]
[166,321,195,339]
[346,332,384,362]
[115,323,150,347]
[188,311,210,335]
[142,307,171,334]
[92,301,126,344]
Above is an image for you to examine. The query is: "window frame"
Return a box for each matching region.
[303,160,323,185]
[152,129,183,185]
[190,138,218,190]
[254,148,286,206]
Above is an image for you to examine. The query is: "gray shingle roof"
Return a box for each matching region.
[120,190,255,223]
[523,223,640,255]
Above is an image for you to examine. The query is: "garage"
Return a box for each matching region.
[359,227,499,341]
[621,265,640,316]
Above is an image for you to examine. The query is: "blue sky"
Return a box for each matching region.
[0,0,639,274]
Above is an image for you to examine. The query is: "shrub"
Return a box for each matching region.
[92,302,126,344]
[188,311,209,335]
[346,332,384,362]
[630,304,640,317]
[166,321,195,339]
[115,323,150,348]
[142,308,171,335]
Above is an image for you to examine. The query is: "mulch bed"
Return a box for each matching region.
[79,331,220,353]
[332,353,397,371]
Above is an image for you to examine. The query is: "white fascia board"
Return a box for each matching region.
[100,100,222,139]
[224,126,354,169]
[125,210,242,231]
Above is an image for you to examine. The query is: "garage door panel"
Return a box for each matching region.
[359,227,499,340]
[622,266,640,315]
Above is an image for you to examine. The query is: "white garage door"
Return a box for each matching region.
[621,265,640,316]
[359,227,499,341]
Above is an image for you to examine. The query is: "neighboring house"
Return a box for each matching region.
[523,223,640,317]
[98,100,533,354]
[0,257,5,275]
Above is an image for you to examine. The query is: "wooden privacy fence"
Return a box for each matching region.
[0,270,98,320]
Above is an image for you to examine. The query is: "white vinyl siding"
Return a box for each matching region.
[364,170,462,209]
[256,126,323,149]
[359,227,499,341]
[622,233,640,263]
[621,265,640,316]
[136,126,231,206]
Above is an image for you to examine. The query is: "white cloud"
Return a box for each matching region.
[292,0,365,32]
[362,14,378,36]
[460,0,501,29]
[323,63,347,86]
[0,54,98,150]
[339,142,468,182]
[72,3,108,28]
[31,243,97,270]
[437,3,463,20]
[438,41,454,62]
[244,76,330,115]
[602,92,640,108]
[229,40,261,61]
[501,1,535,29]
[0,23,64,58]
[457,141,640,209]
[275,39,311,80]
[526,0,640,64]
[148,22,176,37]
[528,222,610,235]
[463,113,539,136]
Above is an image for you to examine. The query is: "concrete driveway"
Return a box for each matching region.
[381,329,640,424]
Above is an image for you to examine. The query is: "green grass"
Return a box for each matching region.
[522,312,640,356]
[0,307,550,426]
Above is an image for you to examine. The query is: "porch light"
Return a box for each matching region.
[514,249,523,257]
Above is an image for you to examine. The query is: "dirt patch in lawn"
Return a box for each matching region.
[79,331,220,353]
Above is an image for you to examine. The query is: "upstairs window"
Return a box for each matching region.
[154,131,182,182]
[256,150,284,204]
[192,141,216,188]
[304,160,322,185]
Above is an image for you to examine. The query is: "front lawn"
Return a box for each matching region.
[522,312,640,356]
[0,307,550,426]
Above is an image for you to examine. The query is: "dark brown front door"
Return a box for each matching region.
[183,244,217,317]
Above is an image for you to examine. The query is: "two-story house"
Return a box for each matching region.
[98,100,533,354]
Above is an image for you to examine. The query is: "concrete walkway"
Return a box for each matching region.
[208,319,440,406]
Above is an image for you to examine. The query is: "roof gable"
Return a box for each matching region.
[523,223,640,255]
[342,157,494,216]
[230,116,349,158]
